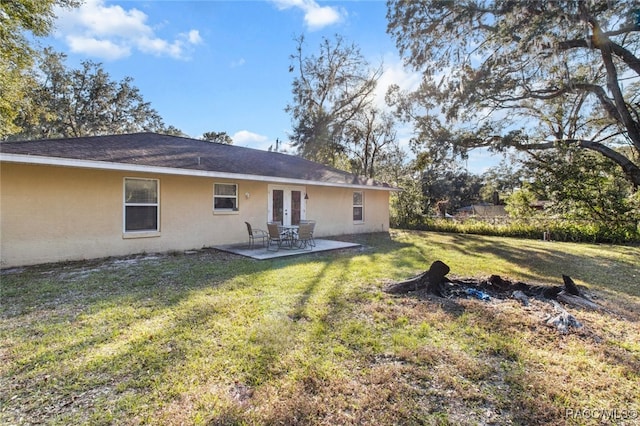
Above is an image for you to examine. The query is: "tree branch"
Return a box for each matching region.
[557,37,640,76]
[514,138,640,187]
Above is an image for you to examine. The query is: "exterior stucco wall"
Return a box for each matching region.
[304,186,389,237]
[0,163,390,267]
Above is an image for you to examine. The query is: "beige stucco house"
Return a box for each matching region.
[0,133,398,267]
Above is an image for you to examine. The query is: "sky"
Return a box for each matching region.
[42,0,500,173]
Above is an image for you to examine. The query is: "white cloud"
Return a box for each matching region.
[271,0,344,30]
[303,4,343,30]
[232,130,270,148]
[185,29,203,45]
[53,0,202,60]
[66,35,131,60]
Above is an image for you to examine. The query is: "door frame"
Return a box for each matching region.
[267,184,307,226]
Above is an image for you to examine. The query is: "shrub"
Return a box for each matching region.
[413,218,640,244]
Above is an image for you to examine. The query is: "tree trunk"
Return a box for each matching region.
[384,260,450,296]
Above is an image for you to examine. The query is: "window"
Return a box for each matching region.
[214,183,238,211]
[124,178,159,232]
[353,191,364,222]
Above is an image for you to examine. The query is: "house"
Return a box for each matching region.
[0,133,398,268]
[456,204,507,218]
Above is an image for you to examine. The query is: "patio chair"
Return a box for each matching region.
[267,222,288,251]
[299,220,316,247]
[294,222,314,250]
[245,222,268,249]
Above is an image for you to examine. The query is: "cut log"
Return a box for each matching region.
[487,275,511,291]
[556,291,602,311]
[383,273,425,294]
[384,260,450,296]
[383,262,605,335]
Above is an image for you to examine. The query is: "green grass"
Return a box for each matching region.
[1,230,639,425]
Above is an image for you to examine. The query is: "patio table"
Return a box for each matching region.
[278,224,299,248]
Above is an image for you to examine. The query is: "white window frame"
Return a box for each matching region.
[213,182,239,213]
[123,177,160,234]
[353,191,364,223]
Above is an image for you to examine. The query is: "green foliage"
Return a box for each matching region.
[0,0,80,139]
[11,49,165,139]
[160,125,188,137]
[386,1,640,187]
[0,60,31,138]
[202,131,233,144]
[523,147,640,228]
[345,109,397,178]
[480,157,525,202]
[419,218,640,244]
[390,174,426,229]
[421,165,483,215]
[505,188,538,219]
[377,146,428,229]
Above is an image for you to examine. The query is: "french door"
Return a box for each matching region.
[268,185,306,226]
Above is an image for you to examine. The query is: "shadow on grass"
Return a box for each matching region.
[401,230,640,299]
[1,235,412,423]
[2,230,638,424]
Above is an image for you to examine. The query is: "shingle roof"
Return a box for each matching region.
[0,132,395,189]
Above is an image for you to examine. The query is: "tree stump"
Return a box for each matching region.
[384,260,450,296]
[384,261,604,334]
[385,262,598,308]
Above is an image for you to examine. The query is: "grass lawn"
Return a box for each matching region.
[1,230,639,425]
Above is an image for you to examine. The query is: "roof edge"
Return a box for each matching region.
[1,153,401,191]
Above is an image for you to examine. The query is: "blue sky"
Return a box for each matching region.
[43,0,498,173]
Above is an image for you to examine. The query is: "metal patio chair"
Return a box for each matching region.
[245,222,268,249]
[294,222,314,250]
[299,220,316,247]
[267,222,289,251]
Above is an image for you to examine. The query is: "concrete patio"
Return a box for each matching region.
[214,239,361,260]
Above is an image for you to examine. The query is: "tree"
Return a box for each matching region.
[0,0,80,139]
[162,125,188,137]
[12,49,164,139]
[421,164,483,216]
[344,109,397,178]
[505,188,538,220]
[286,35,382,167]
[522,146,639,227]
[480,157,526,203]
[387,1,640,188]
[376,144,426,228]
[202,131,233,144]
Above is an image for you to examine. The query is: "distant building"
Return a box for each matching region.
[456,203,507,218]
